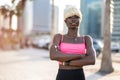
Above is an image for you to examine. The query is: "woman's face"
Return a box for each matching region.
[65,15,80,29]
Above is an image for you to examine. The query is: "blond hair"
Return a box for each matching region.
[64,6,82,22]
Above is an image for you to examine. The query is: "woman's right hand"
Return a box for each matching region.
[79,54,86,58]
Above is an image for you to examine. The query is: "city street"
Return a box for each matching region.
[0,0,120,80]
[0,48,120,80]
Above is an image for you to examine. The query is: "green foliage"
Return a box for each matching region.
[11,0,15,3]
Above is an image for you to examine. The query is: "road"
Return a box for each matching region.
[0,48,120,80]
[0,48,58,80]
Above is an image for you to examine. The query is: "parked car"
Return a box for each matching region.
[111,41,120,52]
[93,39,120,57]
[32,35,51,49]
[93,39,103,57]
[32,36,41,47]
[38,35,50,49]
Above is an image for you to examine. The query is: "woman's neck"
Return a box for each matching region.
[67,28,80,37]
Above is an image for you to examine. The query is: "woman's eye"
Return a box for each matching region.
[72,15,79,18]
[68,17,72,19]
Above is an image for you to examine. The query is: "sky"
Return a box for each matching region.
[62,0,80,8]
[54,0,80,8]
[0,0,12,6]
[0,0,19,8]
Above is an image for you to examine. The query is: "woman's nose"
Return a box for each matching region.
[71,19,77,23]
[72,19,75,21]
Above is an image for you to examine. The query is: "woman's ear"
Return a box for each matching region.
[64,19,67,23]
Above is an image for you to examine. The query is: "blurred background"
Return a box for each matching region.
[0,0,120,52]
[0,0,120,80]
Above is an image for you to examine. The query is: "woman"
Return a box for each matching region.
[50,6,96,80]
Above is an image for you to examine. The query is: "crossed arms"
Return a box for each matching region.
[50,34,96,67]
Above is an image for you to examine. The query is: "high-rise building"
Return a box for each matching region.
[87,1,102,38]
[111,0,120,40]
[23,0,59,35]
[33,0,51,33]
[80,0,88,35]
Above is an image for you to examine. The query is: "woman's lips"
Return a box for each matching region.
[72,23,76,25]
[71,23,78,26]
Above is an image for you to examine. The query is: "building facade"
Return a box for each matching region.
[33,0,51,33]
[23,0,60,35]
[87,1,102,38]
[111,0,120,40]
[80,0,88,35]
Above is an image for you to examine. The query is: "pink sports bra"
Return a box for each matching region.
[59,35,86,54]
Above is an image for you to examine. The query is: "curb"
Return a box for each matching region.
[97,56,120,63]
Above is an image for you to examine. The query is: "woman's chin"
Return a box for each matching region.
[69,26,78,29]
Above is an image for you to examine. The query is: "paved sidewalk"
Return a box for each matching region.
[0,48,120,80]
[84,59,120,80]
[97,52,120,63]
[84,52,120,80]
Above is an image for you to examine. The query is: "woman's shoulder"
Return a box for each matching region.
[83,35,93,42]
[84,35,92,39]
[53,33,64,40]
[54,33,62,38]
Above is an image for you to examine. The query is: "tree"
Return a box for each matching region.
[0,6,9,27]
[12,0,33,32]
[0,6,9,17]
[99,0,114,73]
[12,0,27,31]
[9,10,15,29]
[0,5,17,29]
[11,0,33,48]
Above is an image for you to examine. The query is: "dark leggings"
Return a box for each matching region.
[56,68,85,80]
